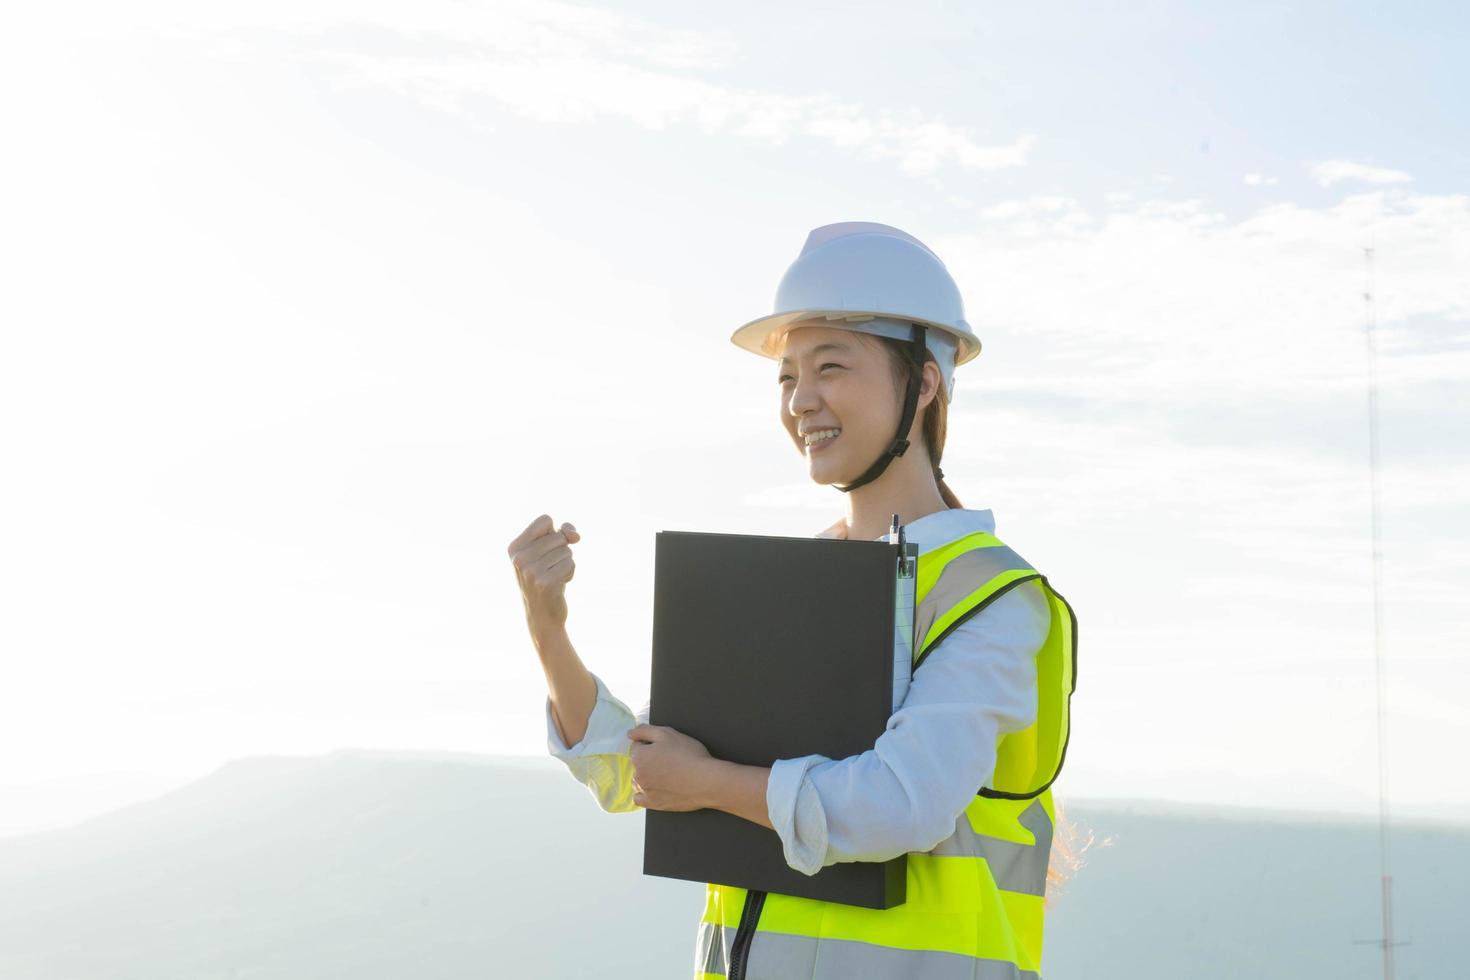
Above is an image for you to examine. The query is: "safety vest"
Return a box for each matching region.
[694,529,1078,979]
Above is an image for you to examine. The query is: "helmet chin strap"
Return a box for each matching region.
[834,323,927,494]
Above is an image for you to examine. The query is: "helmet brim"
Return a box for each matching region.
[730,309,982,364]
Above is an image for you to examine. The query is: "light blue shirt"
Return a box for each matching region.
[545,507,1051,876]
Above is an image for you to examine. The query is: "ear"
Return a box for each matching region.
[916,358,942,413]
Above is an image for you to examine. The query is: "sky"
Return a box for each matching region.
[1,0,1466,837]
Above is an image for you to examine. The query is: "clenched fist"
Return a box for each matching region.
[507,514,581,634]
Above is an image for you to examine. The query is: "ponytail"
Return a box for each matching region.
[926,414,962,509]
[933,462,963,510]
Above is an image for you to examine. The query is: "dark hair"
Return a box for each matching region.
[864,333,963,509]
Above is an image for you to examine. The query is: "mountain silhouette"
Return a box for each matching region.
[0,750,1462,978]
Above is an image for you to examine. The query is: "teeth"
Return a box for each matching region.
[804,428,840,445]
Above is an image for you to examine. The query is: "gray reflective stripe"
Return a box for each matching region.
[696,918,730,976]
[927,798,1053,897]
[744,931,1039,980]
[916,544,1033,654]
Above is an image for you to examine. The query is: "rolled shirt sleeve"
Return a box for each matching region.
[545,671,651,814]
[766,579,1052,876]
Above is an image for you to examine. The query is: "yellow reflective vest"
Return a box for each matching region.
[696,528,1078,979]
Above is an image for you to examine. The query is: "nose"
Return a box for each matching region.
[785,367,822,418]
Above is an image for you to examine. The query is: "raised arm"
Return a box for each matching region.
[509,513,648,813]
[508,514,597,744]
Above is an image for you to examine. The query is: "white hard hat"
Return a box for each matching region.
[730,221,982,401]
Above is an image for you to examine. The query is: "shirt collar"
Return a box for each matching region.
[815,507,996,554]
[881,507,996,555]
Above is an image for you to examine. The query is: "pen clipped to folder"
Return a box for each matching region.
[888,513,917,714]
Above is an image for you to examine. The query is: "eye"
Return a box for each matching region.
[778,364,842,384]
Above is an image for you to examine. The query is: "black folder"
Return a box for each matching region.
[642,528,917,909]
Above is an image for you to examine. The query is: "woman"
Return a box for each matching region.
[508,222,1080,979]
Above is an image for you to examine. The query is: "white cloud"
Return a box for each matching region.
[947,405,1470,584]
[1243,172,1278,186]
[169,0,1034,177]
[150,0,740,70]
[978,195,1082,220]
[1308,159,1413,187]
[309,53,1033,176]
[936,188,1470,404]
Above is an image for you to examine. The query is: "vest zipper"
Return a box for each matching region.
[726,888,767,980]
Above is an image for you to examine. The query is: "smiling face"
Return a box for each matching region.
[777,324,907,484]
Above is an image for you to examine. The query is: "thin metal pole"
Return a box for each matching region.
[1362,243,1395,980]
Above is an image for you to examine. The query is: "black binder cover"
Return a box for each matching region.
[643,529,907,909]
